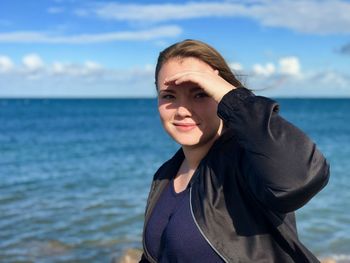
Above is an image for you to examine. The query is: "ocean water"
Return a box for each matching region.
[0,98,349,262]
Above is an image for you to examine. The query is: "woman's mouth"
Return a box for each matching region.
[173,122,198,132]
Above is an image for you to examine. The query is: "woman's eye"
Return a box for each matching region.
[194,92,209,99]
[161,94,175,99]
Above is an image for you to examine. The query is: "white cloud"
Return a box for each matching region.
[1,54,349,98]
[251,57,301,77]
[84,0,350,34]
[252,69,350,97]
[253,63,276,77]
[47,7,65,14]
[50,61,104,77]
[244,57,349,97]
[279,57,301,76]
[22,54,45,71]
[84,61,103,71]
[0,54,156,97]
[249,0,350,34]
[0,55,14,73]
[314,70,350,88]
[91,2,244,22]
[229,62,243,71]
[52,62,65,75]
[0,26,182,44]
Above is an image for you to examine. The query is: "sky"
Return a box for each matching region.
[0,0,350,98]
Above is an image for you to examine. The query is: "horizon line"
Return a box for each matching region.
[1,96,350,100]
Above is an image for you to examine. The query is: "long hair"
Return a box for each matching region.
[155,39,243,89]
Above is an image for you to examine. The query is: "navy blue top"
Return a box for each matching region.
[145,178,224,262]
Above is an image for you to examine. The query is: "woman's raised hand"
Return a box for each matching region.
[164,69,237,103]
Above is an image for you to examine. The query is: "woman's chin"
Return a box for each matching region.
[175,138,201,147]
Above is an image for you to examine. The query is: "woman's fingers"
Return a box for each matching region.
[164,71,202,85]
[163,70,235,102]
[172,74,195,86]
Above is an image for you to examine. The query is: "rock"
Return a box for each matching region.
[114,250,340,263]
[26,240,71,257]
[321,258,337,263]
[114,248,143,263]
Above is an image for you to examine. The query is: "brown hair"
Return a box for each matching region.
[155,39,243,89]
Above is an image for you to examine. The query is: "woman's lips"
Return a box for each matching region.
[173,122,198,131]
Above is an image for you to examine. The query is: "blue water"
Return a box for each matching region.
[0,98,349,262]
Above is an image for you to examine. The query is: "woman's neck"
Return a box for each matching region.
[180,121,225,173]
[174,128,224,193]
[181,133,221,170]
[181,145,208,171]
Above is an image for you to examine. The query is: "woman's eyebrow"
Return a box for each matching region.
[159,86,202,94]
[159,89,176,94]
[189,87,204,93]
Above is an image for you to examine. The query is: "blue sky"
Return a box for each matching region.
[0,0,349,98]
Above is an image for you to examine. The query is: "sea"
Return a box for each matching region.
[0,98,349,263]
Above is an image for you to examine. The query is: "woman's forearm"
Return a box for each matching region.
[218,88,330,213]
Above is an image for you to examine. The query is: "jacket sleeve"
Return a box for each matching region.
[217,88,330,214]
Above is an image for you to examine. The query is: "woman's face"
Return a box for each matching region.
[157,57,223,148]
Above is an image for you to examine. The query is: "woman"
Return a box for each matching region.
[140,39,330,263]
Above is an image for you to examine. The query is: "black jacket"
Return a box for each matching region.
[140,88,330,263]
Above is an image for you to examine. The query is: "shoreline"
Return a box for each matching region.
[115,248,350,263]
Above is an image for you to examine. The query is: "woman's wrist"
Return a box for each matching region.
[213,86,236,103]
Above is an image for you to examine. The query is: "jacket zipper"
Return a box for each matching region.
[189,186,229,263]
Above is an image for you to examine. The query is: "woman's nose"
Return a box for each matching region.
[175,102,192,117]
